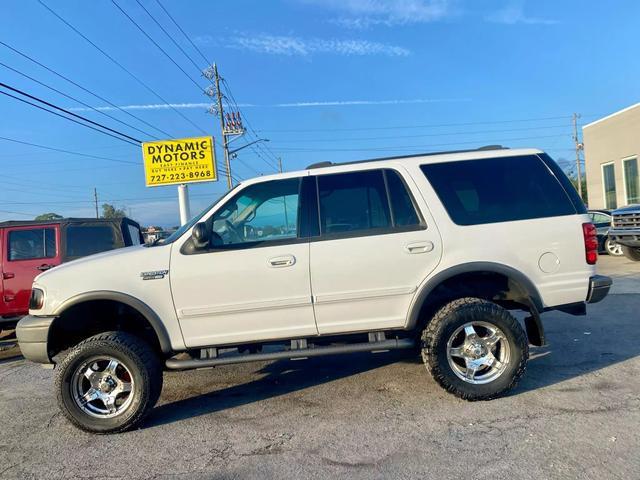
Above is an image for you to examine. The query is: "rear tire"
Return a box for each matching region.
[622,245,640,261]
[55,331,162,434]
[421,298,528,400]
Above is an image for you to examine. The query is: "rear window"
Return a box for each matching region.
[66,225,119,258]
[421,155,576,226]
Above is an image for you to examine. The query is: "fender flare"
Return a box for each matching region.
[52,290,172,354]
[407,262,544,330]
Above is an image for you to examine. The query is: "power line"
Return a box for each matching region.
[0,40,172,138]
[154,0,211,65]
[37,0,207,135]
[0,61,160,140]
[255,115,593,133]
[133,0,202,73]
[0,81,141,144]
[266,133,570,153]
[0,89,140,147]
[0,136,138,165]
[268,123,574,144]
[110,0,205,92]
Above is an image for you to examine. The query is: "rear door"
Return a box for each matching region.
[308,168,442,335]
[2,225,61,316]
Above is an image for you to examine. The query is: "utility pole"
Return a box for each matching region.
[213,64,232,189]
[572,113,584,201]
[278,157,283,173]
[93,187,99,219]
[204,64,246,190]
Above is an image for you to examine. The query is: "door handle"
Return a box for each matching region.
[36,264,54,271]
[404,241,434,254]
[268,255,296,268]
[2,272,14,280]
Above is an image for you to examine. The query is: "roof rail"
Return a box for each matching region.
[304,145,509,170]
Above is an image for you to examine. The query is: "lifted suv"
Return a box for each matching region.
[609,204,640,261]
[17,147,611,433]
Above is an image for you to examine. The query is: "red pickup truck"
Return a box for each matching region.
[0,218,143,326]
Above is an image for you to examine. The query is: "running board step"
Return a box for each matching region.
[165,338,415,370]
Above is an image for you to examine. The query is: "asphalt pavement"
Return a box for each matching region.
[1,255,638,479]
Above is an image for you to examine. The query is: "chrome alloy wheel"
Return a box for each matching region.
[605,238,623,256]
[446,321,511,385]
[71,356,134,418]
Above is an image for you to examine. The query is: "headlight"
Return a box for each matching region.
[29,288,45,310]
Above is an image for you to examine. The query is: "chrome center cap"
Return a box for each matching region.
[99,376,116,393]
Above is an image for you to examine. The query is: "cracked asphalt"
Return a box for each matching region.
[1,256,639,479]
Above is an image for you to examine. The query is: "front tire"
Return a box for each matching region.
[55,331,162,434]
[421,298,528,400]
[604,238,623,256]
[622,245,640,261]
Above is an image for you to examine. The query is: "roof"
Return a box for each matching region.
[234,146,545,186]
[0,217,131,229]
[583,102,640,129]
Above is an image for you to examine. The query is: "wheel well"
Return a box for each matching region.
[414,271,538,331]
[48,300,163,359]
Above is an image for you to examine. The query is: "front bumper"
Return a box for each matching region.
[609,228,640,247]
[16,315,56,364]
[586,275,612,304]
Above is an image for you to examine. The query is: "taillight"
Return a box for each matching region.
[582,223,598,265]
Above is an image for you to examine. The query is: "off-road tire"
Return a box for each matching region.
[622,245,640,262]
[421,297,528,400]
[55,331,163,434]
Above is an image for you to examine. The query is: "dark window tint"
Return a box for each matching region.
[318,170,390,234]
[8,228,56,261]
[66,225,118,258]
[385,170,420,226]
[421,155,576,226]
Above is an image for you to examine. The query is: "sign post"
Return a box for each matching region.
[141,136,217,225]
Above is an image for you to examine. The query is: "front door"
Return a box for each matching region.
[1,225,61,316]
[171,176,317,347]
[309,168,442,334]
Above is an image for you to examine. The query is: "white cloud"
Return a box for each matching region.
[301,0,452,28]
[486,0,558,25]
[70,98,470,113]
[223,33,410,57]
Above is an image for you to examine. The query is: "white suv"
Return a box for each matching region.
[16,147,611,433]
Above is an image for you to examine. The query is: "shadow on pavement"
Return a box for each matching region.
[146,294,639,429]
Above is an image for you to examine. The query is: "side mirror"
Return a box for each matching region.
[192,222,210,249]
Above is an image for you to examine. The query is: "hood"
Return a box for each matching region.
[35,244,167,282]
[612,204,640,215]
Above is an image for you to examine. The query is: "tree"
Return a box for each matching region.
[34,212,63,221]
[101,203,127,219]
[568,174,588,204]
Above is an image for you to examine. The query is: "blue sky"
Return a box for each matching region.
[1,0,639,226]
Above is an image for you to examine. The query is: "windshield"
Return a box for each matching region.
[151,189,236,246]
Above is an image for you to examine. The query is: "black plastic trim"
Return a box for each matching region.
[587,275,612,304]
[52,291,172,353]
[407,262,544,329]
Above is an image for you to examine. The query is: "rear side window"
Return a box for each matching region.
[66,225,118,258]
[318,170,390,234]
[385,170,421,227]
[421,155,576,226]
[8,228,56,261]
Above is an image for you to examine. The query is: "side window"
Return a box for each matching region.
[66,225,118,258]
[592,213,611,225]
[317,170,390,235]
[211,178,300,245]
[421,155,576,225]
[385,170,421,227]
[8,228,56,261]
[127,224,142,245]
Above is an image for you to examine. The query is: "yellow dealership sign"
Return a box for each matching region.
[142,136,217,187]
